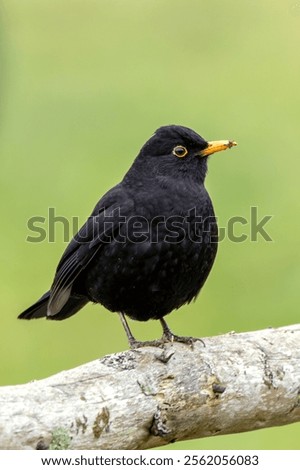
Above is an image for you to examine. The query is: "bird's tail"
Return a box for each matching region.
[18,291,88,321]
[18,291,50,319]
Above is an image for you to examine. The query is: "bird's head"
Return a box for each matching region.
[130,125,237,184]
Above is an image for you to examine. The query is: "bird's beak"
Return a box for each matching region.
[199,140,237,157]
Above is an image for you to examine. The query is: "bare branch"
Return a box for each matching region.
[1,324,300,450]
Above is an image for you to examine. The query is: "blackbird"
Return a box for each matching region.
[19,125,237,348]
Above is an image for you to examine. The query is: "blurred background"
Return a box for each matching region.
[1,0,299,449]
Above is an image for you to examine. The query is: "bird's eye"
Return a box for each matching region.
[172,145,188,158]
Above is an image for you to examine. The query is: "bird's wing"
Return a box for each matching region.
[48,187,133,317]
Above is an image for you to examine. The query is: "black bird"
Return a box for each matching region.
[19,125,237,347]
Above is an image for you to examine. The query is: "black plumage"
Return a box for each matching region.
[19,125,237,347]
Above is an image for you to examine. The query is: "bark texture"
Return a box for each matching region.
[1,324,300,450]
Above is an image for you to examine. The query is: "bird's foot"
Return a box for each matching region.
[161,332,204,349]
[159,318,205,348]
[129,336,204,350]
[129,338,165,349]
[119,313,204,350]
[119,313,164,349]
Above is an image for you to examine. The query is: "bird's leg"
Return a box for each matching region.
[118,313,163,349]
[160,318,204,347]
[118,313,137,347]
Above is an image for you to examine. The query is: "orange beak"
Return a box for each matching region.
[200,140,237,157]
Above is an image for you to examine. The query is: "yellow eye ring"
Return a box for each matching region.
[172,145,188,158]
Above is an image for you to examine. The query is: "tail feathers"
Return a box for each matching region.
[18,291,50,319]
[19,291,88,321]
[47,295,88,320]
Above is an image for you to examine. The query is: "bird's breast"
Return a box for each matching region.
[83,186,218,320]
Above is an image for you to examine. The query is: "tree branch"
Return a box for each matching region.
[1,324,300,450]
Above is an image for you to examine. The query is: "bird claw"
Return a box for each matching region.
[129,335,204,350]
[129,339,165,349]
[161,333,205,349]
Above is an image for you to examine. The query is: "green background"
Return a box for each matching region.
[1,0,299,449]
